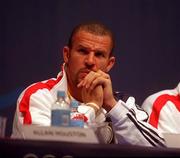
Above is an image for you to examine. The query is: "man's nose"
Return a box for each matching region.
[85,53,95,66]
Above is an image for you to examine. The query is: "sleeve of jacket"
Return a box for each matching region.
[107,96,166,147]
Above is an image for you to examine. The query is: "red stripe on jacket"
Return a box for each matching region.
[149,94,180,128]
[19,75,63,124]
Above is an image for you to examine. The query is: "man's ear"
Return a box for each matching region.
[105,56,115,72]
[63,46,70,64]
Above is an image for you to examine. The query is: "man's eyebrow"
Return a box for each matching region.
[77,44,88,49]
[78,44,86,47]
[95,49,107,54]
[77,44,107,53]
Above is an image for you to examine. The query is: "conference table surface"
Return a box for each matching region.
[1,138,180,158]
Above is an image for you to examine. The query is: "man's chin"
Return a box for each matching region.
[78,74,86,82]
[75,78,83,86]
[77,78,84,85]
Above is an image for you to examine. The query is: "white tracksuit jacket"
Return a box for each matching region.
[12,65,165,147]
[142,82,180,133]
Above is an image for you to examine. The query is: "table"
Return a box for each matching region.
[1,138,180,157]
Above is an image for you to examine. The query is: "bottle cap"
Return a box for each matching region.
[70,100,79,108]
[57,91,65,98]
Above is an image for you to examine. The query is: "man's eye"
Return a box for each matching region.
[95,52,104,57]
[78,48,88,54]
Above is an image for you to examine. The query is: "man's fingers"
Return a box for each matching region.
[82,71,101,89]
[89,77,108,90]
[97,70,110,79]
[77,70,110,89]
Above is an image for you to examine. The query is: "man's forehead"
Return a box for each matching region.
[73,31,112,47]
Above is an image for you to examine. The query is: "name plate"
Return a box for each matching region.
[21,125,99,144]
[163,133,180,148]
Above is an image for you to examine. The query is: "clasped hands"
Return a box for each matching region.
[77,70,117,113]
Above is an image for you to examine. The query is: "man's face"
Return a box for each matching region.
[63,30,115,87]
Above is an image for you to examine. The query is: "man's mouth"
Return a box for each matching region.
[80,69,91,74]
[79,72,89,78]
[78,69,91,78]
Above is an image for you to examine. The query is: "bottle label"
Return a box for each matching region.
[70,113,84,128]
[51,109,70,127]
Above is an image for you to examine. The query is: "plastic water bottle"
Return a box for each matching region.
[51,91,71,127]
[70,99,84,128]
